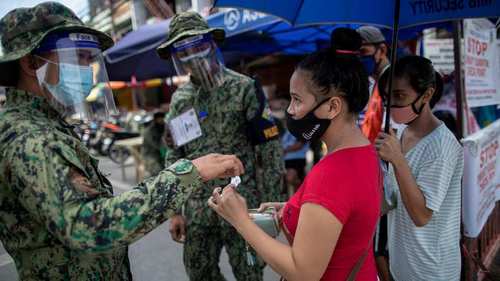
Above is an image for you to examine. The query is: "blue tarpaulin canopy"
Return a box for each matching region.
[104,19,174,81]
[104,7,459,81]
[214,0,500,134]
[104,10,338,81]
[210,9,337,54]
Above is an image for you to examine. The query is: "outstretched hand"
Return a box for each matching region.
[192,154,244,182]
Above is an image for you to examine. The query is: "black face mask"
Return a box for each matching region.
[286,98,332,142]
[155,123,165,132]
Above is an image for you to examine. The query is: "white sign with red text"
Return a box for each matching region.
[464,19,499,108]
[462,119,500,238]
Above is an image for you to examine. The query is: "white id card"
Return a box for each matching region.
[168,108,203,147]
[230,176,241,187]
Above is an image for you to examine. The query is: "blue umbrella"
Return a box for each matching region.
[104,6,449,81]
[214,0,500,133]
[214,0,500,28]
[104,19,175,81]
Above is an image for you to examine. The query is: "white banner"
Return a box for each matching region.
[463,19,499,108]
[423,38,455,75]
[462,119,500,238]
[498,39,500,112]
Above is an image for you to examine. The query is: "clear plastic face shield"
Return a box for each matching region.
[34,32,118,122]
[170,34,225,91]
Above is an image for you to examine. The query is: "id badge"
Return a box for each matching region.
[168,108,203,147]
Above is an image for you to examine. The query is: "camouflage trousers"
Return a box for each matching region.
[183,198,264,281]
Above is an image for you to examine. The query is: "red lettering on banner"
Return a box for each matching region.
[478,140,499,191]
[467,37,488,56]
[474,58,489,67]
[480,140,499,168]
[467,66,487,77]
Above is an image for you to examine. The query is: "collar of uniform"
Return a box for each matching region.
[4,88,61,119]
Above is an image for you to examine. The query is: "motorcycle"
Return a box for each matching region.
[79,112,151,164]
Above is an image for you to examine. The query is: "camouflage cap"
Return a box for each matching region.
[0,1,113,65]
[156,11,225,59]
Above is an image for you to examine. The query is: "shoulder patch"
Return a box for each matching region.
[168,159,193,175]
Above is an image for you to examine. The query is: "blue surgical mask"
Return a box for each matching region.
[360,55,376,76]
[44,63,94,106]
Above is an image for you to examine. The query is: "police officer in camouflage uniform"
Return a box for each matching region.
[0,3,244,280]
[156,12,285,281]
[142,111,167,177]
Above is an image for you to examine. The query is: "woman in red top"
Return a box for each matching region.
[209,28,381,281]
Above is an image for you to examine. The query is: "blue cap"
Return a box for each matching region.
[199,110,208,119]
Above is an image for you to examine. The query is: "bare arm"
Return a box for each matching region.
[376,131,433,227]
[210,187,341,281]
[392,157,433,226]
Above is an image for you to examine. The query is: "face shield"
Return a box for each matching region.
[34,32,118,122]
[170,34,225,91]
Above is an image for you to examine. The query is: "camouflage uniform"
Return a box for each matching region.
[0,3,203,280]
[157,13,285,281]
[142,123,166,177]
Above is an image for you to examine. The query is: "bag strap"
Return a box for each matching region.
[346,165,384,281]
[345,233,375,281]
[280,224,376,281]
[282,166,384,281]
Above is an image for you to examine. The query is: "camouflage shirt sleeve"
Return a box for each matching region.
[163,90,189,215]
[9,133,201,252]
[243,81,285,202]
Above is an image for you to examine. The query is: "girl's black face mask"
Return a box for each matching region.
[286,98,332,142]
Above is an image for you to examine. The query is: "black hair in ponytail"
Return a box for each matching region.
[296,28,369,114]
